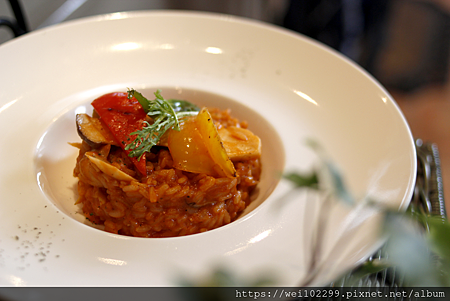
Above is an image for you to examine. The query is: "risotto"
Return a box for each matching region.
[73,90,261,238]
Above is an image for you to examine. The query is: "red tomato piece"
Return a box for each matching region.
[91,92,148,176]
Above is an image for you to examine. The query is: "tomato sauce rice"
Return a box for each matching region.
[73,108,261,238]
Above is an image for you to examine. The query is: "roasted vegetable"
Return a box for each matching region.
[76,113,118,148]
[168,115,220,176]
[218,126,261,161]
[196,108,236,177]
[168,108,236,178]
[78,89,259,179]
[91,92,148,176]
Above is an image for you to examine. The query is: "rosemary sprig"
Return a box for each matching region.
[125,89,199,159]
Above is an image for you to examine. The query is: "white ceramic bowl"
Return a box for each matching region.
[0,11,416,286]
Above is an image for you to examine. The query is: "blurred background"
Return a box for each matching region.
[1,0,449,214]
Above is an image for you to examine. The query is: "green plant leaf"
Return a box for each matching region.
[321,160,355,206]
[426,216,450,261]
[303,138,355,205]
[125,89,199,158]
[383,211,444,286]
[283,172,319,189]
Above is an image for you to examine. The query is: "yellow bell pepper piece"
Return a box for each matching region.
[168,108,236,178]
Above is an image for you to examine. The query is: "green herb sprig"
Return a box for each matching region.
[125,89,200,159]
